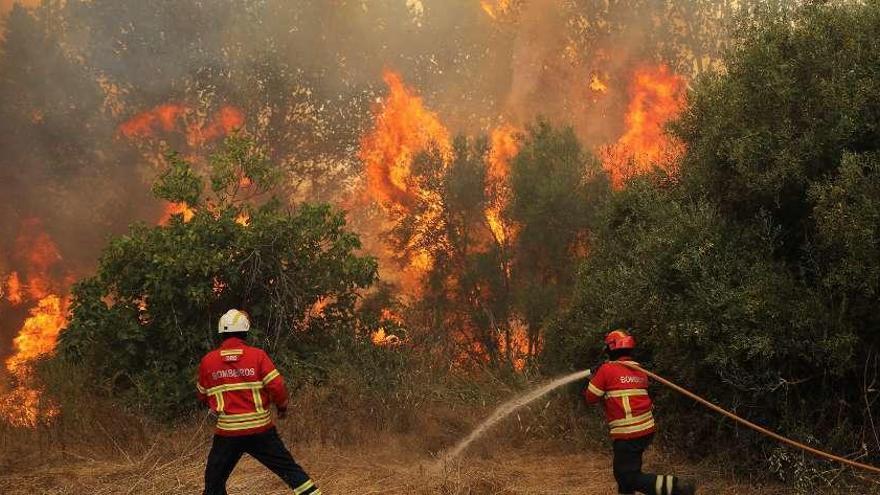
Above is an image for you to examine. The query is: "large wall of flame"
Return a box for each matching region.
[0,0,753,360]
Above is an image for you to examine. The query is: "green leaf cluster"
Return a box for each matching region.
[58,136,377,418]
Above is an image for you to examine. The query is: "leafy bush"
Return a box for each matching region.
[545,1,880,478]
[58,136,377,418]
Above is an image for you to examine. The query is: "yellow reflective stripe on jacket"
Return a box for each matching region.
[220,349,244,356]
[217,410,270,423]
[252,388,264,413]
[197,382,207,394]
[587,382,605,397]
[214,392,225,413]
[262,369,281,385]
[205,381,264,395]
[608,410,654,428]
[610,419,655,436]
[655,475,664,495]
[605,388,648,398]
[217,413,270,428]
[666,475,673,495]
[218,410,271,422]
[216,418,271,431]
[217,414,272,431]
[294,479,315,495]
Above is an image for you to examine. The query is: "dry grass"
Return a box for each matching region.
[0,413,781,495]
[0,363,834,494]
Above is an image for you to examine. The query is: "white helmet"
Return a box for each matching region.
[218,309,250,333]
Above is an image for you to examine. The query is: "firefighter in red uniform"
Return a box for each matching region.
[197,309,321,495]
[584,329,696,495]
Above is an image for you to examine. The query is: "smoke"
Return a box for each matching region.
[0,0,37,17]
[0,0,744,359]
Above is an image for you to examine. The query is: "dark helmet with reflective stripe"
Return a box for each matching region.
[605,329,635,351]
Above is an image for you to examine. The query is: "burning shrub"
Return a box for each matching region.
[57,135,377,418]
[376,121,607,370]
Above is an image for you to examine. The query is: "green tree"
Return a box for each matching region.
[548,1,880,476]
[509,121,607,356]
[59,135,377,418]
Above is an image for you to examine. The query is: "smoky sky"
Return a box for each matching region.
[0,0,758,352]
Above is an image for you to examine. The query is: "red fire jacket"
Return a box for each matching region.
[583,358,656,440]
[197,337,289,436]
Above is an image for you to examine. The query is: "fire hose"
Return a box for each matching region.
[619,361,880,476]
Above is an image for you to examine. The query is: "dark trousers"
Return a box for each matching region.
[613,434,677,495]
[204,427,319,495]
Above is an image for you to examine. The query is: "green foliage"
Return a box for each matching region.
[811,152,880,299]
[546,1,880,479]
[150,153,204,207]
[546,177,854,450]
[209,135,281,200]
[509,122,608,338]
[675,1,880,263]
[59,136,377,418]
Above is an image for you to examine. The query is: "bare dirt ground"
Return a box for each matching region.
[0,432,774,495]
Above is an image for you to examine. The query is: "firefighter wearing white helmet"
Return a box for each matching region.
[197,309,322,495]
[218,308,251,333]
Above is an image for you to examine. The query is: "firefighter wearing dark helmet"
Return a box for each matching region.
[583,329,696,495]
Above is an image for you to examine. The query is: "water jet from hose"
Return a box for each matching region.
[435,369,591,469]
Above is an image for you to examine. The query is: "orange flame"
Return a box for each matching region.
[600,65,686,188]
[188,106,245,146]
[498,320,531,371]
[120,104,244,146]
[7,218,63,303]
[481,0,511,19]
[0,295,68,427]
[359,70,452,287]
[486,124,519,188]
[0,387,54,428]
[371,308,403,346]
[589,74,609,94]
[360,70,452,209]
[1,221,69,427]
[381,308,403,323]
[452,331,491,369]
[6,271,22,305]
[19,222,61,301]
[485,124,520,246]
[5,295,68,376]
[119,103,188,139]
[159,202,196,225]
[235,211,250,226]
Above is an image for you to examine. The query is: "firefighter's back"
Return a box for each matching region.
[198,336,285,436]
[588,359,656,440]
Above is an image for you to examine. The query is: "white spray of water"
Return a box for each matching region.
[435,369,592,468]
